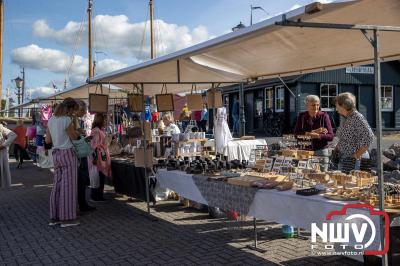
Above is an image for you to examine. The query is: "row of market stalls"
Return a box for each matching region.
[9,83,127,110]
[8,0,400,264]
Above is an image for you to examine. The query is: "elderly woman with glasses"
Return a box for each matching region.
[335,92,374,171]
[294,95,334,171]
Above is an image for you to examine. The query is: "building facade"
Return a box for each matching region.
[221,61,400,136]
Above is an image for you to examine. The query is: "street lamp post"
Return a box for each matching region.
[14,76,23,118]
[250,5,268,26]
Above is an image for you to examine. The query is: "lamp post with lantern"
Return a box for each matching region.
[14,76,23,117]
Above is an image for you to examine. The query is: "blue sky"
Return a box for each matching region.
[4,0,324,100]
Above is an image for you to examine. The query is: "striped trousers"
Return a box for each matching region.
[50,148,78,221]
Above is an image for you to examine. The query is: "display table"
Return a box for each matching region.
[111,158,155,202]
[157,169,383,254]
[224,139,267,161]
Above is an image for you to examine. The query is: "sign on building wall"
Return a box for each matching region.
[345,66,374,74]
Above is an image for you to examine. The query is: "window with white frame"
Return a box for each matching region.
[275,86,285,112]
[381,85,393,111]
[320,84,338,111]
[265,87,273,110]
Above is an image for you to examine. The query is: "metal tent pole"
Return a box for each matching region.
[239,82,245,137]
[373,29,388,266]
[246,217,267,253]
[141,83,151,215]
[273,20,398,264]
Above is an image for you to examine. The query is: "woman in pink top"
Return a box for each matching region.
[90,114,111,201]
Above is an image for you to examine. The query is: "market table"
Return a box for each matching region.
[111,158,156,203]
[156,169,385,254]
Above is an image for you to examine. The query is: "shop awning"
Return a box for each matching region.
[6,83,127,112]
[4,101,38,112]
[90,0,400,95]
[41,83,127,101]
[4,83,127,113]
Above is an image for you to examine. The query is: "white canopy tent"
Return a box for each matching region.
[6,101,37,111]
[90,0,400,95]
[89,0,400,261]
[6,83,127,112]
[39,83,127,101]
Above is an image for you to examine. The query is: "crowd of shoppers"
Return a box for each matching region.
[0,91,374,227]
[43,97,112,227]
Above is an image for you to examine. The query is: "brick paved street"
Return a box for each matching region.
[0,159,362,265]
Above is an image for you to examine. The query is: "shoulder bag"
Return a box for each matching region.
[72,136,93,158]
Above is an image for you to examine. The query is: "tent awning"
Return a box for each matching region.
[89,0,400,96]
[5,101,38,111]
[5,83,127,111]
[42,83,127,100]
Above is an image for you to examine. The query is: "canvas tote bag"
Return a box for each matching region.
[186,84,203,111]
[156,84,174,112]
[207,89,223,108]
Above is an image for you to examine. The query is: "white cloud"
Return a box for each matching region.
[95,58,127,74]
[11,44,69,72]
[32,15,212,60]
[30,86,55,98]
[33,19,82,46]
[11,44,127,86]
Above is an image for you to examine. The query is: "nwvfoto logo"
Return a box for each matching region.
[310,204,389,256]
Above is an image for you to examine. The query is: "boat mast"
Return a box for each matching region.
[149,0,155,59]
[0,0,4,103]
[88,0,93,78]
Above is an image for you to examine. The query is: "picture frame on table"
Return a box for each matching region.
[272,166,281,173]
[272,164,282,174]
[274,156,284,166]
[298,160,308,169]
[264,158,274,172]
[289,173,298,180]
[280,166,291,174]
[283,157,293,166]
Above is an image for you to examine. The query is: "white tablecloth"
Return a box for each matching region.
[223,139,267,161]
[157,170,207,204]
[157,169,382,255]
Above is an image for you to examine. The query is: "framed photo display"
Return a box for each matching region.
[298,160,308,169]
[264,158,274,172]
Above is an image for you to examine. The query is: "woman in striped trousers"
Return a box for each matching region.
[45,99,80,227]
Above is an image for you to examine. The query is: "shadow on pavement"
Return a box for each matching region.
[0,160,360,265]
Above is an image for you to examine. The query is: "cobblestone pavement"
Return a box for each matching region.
[0,160,362,265]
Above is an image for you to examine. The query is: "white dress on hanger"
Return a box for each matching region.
[214,107,233,154]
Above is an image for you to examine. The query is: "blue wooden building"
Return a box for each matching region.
[221,61,400,135]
